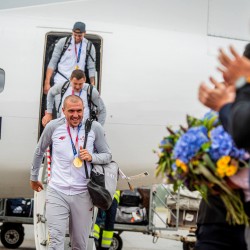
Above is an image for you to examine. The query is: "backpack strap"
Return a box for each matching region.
[58,36,71,66]
[56,71,69,81]
[87,84,93,114]
[57,80,70,113]
[55,36,72,75]
[83,119,93,179]
[87,84,98,119]
[85,41,95,65]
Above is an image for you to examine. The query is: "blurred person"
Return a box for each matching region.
[197,43,250,250]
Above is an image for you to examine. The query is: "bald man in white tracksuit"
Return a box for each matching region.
[30,95,111,250]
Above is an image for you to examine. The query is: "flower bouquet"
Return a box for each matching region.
[155,111,250,225]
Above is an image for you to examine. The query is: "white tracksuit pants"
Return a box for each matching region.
[46,186,93,250]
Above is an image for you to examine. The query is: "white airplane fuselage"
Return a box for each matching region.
[0,0,248,198]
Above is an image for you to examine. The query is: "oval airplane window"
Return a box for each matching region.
[0,68,5,93]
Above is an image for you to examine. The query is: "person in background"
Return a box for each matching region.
[93,191,120,250]
[197,43,250,250]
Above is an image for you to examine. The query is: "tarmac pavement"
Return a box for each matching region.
[0,224,187,250]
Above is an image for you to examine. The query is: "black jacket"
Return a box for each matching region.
[219,84,250,151]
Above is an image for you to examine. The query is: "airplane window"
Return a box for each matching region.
[0,68,5,93]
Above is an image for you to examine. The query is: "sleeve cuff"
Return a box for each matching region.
[30,175,39,182]
[47,109,53,114]
[90,154,96,163]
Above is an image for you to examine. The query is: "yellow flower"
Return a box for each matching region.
[217,156,231,167]
[176,159,188,173]
[215,156,232,178]
[216,168,226,178]
[180,164,188,173]
[225,165,238,177]
[176,159,184,167]
[217,164,227,172]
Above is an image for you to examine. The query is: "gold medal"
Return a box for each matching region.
[75,65,79,70]
[73,157,83,168]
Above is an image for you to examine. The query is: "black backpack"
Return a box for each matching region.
[57,81,98,121]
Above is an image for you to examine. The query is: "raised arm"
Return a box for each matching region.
[218,46,250,85]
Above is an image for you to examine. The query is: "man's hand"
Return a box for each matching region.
[79,146,92,162]
[42,113,53,127]
[198,77,235,111]
[218,46,250,85]
[89,77,95,86]
[30,180,44,192]
[44,68,54,94]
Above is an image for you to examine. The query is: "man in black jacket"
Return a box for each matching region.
[199,45,250,149]
[196,77,247,249]
[196,44,250,250]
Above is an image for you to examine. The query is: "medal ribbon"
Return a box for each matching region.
[74,41,82,66]
[72,88,83,97]
[66,123,82,158]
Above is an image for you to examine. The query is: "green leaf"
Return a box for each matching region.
[186,115,203,128]
[202,154,216,171]
[206,116,220,130]
[201,142,211,152]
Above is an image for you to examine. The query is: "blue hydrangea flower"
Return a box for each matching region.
[173,126,208,163]
[209,125,233,161]
[209,125,249,161]
[230,147,248,160]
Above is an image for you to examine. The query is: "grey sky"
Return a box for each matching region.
[0,0,75,9]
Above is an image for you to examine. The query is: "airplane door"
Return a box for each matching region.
[40,32,103,135]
